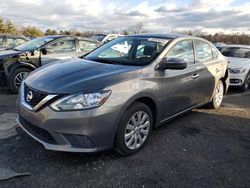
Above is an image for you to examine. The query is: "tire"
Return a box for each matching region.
[206,80,224,109]
[7,68,31,94]
[239,74,250,92]
[114,102,153,156]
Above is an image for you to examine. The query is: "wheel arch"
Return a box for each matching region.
[133,97,158,127]
[114,93,160,132]
[112,94,160,150]
[7,62,37,76]
[220,68,229,94]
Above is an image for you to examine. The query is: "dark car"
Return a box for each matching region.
[0,35,101,93]
[17,33,229,156]
[0,34,28,51]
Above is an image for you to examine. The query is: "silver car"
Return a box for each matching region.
[0,34,28,51]
[17,34,229,155]
[219,45,250,91]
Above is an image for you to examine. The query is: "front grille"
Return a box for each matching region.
[0,72,6,86]
[63,134,95,148]
[24,84,47,107]
[19,116,56,144]
[0,63,4,71]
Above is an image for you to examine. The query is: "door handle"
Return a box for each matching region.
[192,74,200,79]
[215,68,220,73]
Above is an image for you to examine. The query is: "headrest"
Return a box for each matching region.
[143,46,156,56]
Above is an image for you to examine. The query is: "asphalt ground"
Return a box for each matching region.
[0,88,249,188]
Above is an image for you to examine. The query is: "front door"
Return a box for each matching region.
[161,40,201,119]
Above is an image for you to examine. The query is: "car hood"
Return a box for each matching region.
[228,57,250,69]
[25,58,142,94]
[0,50,24,60]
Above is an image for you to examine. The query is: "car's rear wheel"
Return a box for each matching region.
[8,68,31,94]
[206,80,224,109]
[239,73,250,92]
[114,102,153,156]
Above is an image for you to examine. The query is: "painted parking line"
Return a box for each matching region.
[0,167,30,181]
[0,113,18,140]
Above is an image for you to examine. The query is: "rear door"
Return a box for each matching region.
[161,39,201,119]
[193,40,218,103]
[40,37,77,65]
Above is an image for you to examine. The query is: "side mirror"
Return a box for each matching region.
[40,48,47,55]
[159,58,187,70]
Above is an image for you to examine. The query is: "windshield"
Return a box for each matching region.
[14,36,57,51]
[220,47,250,59]
[92,34,106,42]
[85,37,169,66]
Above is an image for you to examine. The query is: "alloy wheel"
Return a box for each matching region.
[245,76,250,90]
[124,111,151,150]
[214,82,224,107]
[14,72,29,89]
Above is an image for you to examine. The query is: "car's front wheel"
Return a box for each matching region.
[114,102,153,156]
[206,80,224,109]
[8,68,31,94]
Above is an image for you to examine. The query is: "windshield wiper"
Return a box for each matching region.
[88,58,118,65]
[13,48,19,51]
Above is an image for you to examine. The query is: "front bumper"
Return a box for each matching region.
[229,73,247,86]
[17,98,121,153]
[0,71,7,86]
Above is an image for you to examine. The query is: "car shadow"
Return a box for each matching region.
[0,108,250,187]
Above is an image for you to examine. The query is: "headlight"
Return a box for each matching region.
[50,91,111,111]
[229,68,247,74]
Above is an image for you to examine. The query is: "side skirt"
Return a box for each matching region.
[158,101,208,126]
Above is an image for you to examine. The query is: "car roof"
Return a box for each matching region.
[38,35,101,44]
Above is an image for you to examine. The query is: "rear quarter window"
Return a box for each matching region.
[211,45,219,59]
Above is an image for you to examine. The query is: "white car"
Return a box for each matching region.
[92,34,124,44]
[219,45,250,91]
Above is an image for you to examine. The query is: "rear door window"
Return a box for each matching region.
[195,40,213,62]
[0,36,4,47]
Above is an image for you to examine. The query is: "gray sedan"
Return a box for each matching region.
[17,34,229,155]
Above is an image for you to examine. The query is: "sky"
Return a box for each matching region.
[0,0,250,34]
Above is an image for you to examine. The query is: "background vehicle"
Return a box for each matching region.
[218,45,250,91]
[0,34,28,51]
[0,35,101,93]
[92,33,124,43]
[17,34,229,156]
